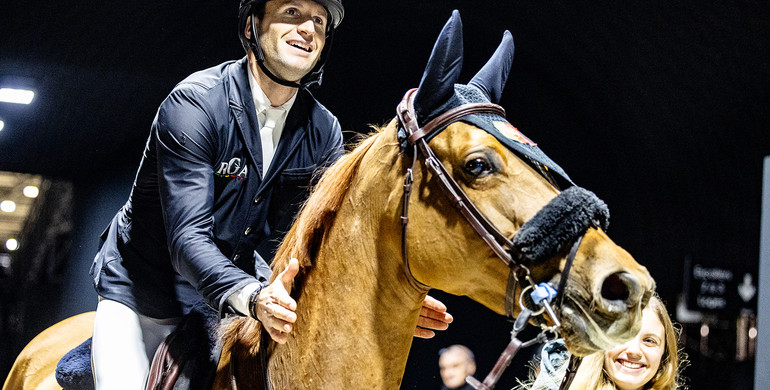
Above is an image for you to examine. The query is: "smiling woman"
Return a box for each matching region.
[541,294,686,390]
[516,294,686,390]
[604,299,678,390]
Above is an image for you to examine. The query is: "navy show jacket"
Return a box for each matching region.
[90,57,344,319]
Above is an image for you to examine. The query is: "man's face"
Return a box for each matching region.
[255,0,328,82]
[439,349,475,388]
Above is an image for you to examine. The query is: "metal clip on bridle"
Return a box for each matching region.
[465,278,560,390]
[466,237,586,390]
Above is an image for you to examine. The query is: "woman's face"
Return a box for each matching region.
[603,306,666,390]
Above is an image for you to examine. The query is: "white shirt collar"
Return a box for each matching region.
[247,64,297,122]
[247,64,298,178]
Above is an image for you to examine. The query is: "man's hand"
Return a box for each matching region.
[415,295,453,339]
[256,258,299,344]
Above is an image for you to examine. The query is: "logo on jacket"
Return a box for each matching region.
[215,157,248,180]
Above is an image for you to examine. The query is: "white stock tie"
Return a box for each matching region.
[260,107,283,178]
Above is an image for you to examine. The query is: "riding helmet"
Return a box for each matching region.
[237,0,344,89]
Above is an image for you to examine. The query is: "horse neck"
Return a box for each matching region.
[269,125,426,389]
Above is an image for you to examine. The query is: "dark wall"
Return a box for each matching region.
[55,170,138,318]
[0,168,136,381]
[1,1,768,388]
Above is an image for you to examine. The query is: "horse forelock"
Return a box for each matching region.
[271,125,387,281]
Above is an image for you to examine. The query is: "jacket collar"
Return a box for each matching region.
[229,56,261,176]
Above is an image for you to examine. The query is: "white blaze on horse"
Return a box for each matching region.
[4,11,654,390]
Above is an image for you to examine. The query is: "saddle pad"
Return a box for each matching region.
[55,337,94,390]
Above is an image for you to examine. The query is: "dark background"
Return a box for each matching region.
[1,1,768,389]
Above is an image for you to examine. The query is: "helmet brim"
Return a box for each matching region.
[314,0,344,30]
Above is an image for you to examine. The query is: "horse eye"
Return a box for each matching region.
[464,157,493,177]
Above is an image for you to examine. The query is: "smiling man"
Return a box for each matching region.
[88,1,451,388]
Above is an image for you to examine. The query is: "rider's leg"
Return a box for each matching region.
[91,299,180,389]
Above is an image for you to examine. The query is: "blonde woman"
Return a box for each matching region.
[519,294,686,390]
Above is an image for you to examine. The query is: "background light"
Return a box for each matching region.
[0,88,35,104]
[0,200,16,213]
[5,238,18,251]
[700,323,710,337]
[0,120,4,131]
[23,186,39,198]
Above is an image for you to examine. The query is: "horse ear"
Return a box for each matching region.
[469,30,515,103]
[414,10,464,119]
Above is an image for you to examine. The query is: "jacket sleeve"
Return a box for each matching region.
[154,87,254,311]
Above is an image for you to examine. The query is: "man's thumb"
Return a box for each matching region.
[279,257,300,288]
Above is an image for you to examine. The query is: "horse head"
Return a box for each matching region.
[399,10,655,357]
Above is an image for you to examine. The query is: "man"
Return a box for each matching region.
[439,345,477,390]
[89,1,452,388]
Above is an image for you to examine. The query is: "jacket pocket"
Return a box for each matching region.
[268,165,318,233]
[279,165,319,182]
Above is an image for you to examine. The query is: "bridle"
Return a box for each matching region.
[396,88,584,390]
[396,87,579,314]
[397,88,527,308]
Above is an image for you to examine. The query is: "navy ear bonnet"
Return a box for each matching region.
[397,10,573,187]
[429,84,573,187]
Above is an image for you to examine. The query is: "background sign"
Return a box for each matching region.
[684,261,746,315]
[692,264,733,310]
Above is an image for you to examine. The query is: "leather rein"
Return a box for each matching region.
[396,88,582,390]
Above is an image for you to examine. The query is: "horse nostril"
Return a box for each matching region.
[600,272,636,303]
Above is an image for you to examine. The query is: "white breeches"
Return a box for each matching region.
[91,299,181,390]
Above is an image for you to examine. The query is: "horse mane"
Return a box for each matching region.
[271,125,385,278]
[217,126,387,384]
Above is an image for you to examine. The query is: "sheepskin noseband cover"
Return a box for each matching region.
[512,186,609,264]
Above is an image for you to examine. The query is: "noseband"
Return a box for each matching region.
[396,88,597,390]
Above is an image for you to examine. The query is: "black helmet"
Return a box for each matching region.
[238,0,344,89]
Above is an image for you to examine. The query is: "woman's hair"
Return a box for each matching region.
[516,294,687,390]
[568,294,687,390]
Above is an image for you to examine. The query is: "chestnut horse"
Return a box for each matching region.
[4,11,654,390]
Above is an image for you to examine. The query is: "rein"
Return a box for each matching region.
[396,88,583,390]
